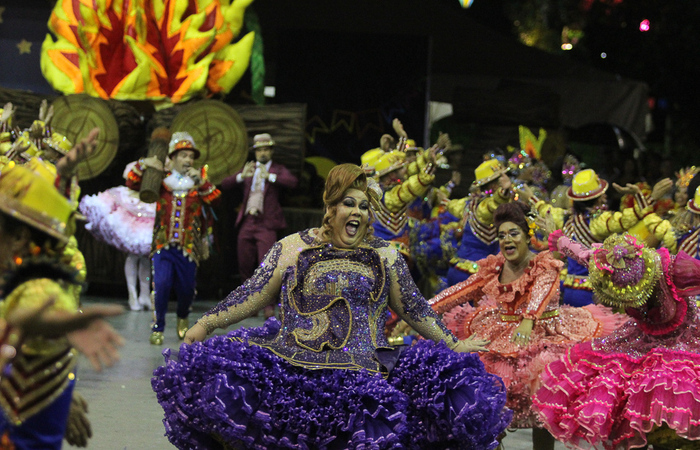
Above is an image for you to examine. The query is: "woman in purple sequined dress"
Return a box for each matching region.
[152,164,512,450]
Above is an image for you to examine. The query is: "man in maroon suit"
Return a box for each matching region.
[221,133,298,315]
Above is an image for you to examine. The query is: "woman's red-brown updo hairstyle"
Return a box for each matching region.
[318,163,374,244]
[493,201,531,235]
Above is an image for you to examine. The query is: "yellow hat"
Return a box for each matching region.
[567,169,608,201]
[403,139,423,153]
[25,157,58,185]
[42,131,72,156]
[473,159,508,187]
[373,150,407,177]
[687,185,700,214]
[0,164,73,242]
[361,148,384,168]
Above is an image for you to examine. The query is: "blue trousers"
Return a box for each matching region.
[0,379,75,450]
[152,247,197,332]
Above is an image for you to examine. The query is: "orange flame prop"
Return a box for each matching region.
[41,0,255,106]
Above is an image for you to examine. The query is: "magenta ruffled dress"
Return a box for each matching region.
[533,250,700,449]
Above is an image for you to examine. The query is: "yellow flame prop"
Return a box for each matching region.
[41,0,255,107]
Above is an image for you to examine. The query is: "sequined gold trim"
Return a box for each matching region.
[292,311,330,342]
[292,296,352,352]
[589,248,661,309]
[369,253,387,349]
[500,309,559,323]
[232,337,388,377]
[0,348,76,424]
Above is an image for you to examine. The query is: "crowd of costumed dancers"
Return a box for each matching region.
[3,99,700,450]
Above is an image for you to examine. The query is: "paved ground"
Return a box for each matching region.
[75,295,567,449]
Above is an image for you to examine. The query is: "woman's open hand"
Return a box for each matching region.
[453,334,490,353]
[184,322,208,344]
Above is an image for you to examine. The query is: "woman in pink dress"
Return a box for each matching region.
[430,201,624,449]
[79,162,156,311]
[533,231,700,450]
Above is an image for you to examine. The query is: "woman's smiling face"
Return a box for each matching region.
[331,188,370,249]
[497,221,529,265]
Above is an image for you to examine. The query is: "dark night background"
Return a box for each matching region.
[3,0,699,166]
[1,0,698,297]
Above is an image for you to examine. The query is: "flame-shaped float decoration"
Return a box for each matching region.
[41,0,255,107]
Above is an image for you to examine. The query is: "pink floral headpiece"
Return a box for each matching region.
[591,234,644,275]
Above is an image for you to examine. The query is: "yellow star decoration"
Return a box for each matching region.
[0,7,5,24]
[17,39,32,55]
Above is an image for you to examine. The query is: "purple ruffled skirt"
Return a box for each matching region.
[152,320,512,450]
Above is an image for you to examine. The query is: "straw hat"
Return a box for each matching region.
[473,159,509,187]
[567,169,608,201]
[373,150,407,177]
[687,185,700,214]
[251,133,275,150]
[0,164,74,242]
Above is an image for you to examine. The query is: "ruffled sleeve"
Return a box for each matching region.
[549,229,597,267]
[429,254,500,314]
[643,212,678,254]
[520,252,563,320]
[531,199,566,230]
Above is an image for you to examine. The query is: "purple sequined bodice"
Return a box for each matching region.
[248,243,393,374]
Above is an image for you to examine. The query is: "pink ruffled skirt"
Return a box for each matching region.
[443,301,625,428]
[533,306,700,449]
[79,186,155,256]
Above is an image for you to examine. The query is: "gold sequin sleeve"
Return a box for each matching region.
[532,199,566,229]
[476,188,511,225]
[406,151,427,177]
[1,279,77,316]
[383,168,435,214]
[589,192,651,241]
[196,234,303,334]
[643,212,678,254]
[444,196,468,219]
[1,278,77,354]
[382,246,458,348]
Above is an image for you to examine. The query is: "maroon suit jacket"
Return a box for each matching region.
[221,161,298,230]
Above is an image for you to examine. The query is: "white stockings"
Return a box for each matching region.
[125,254,152,311]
